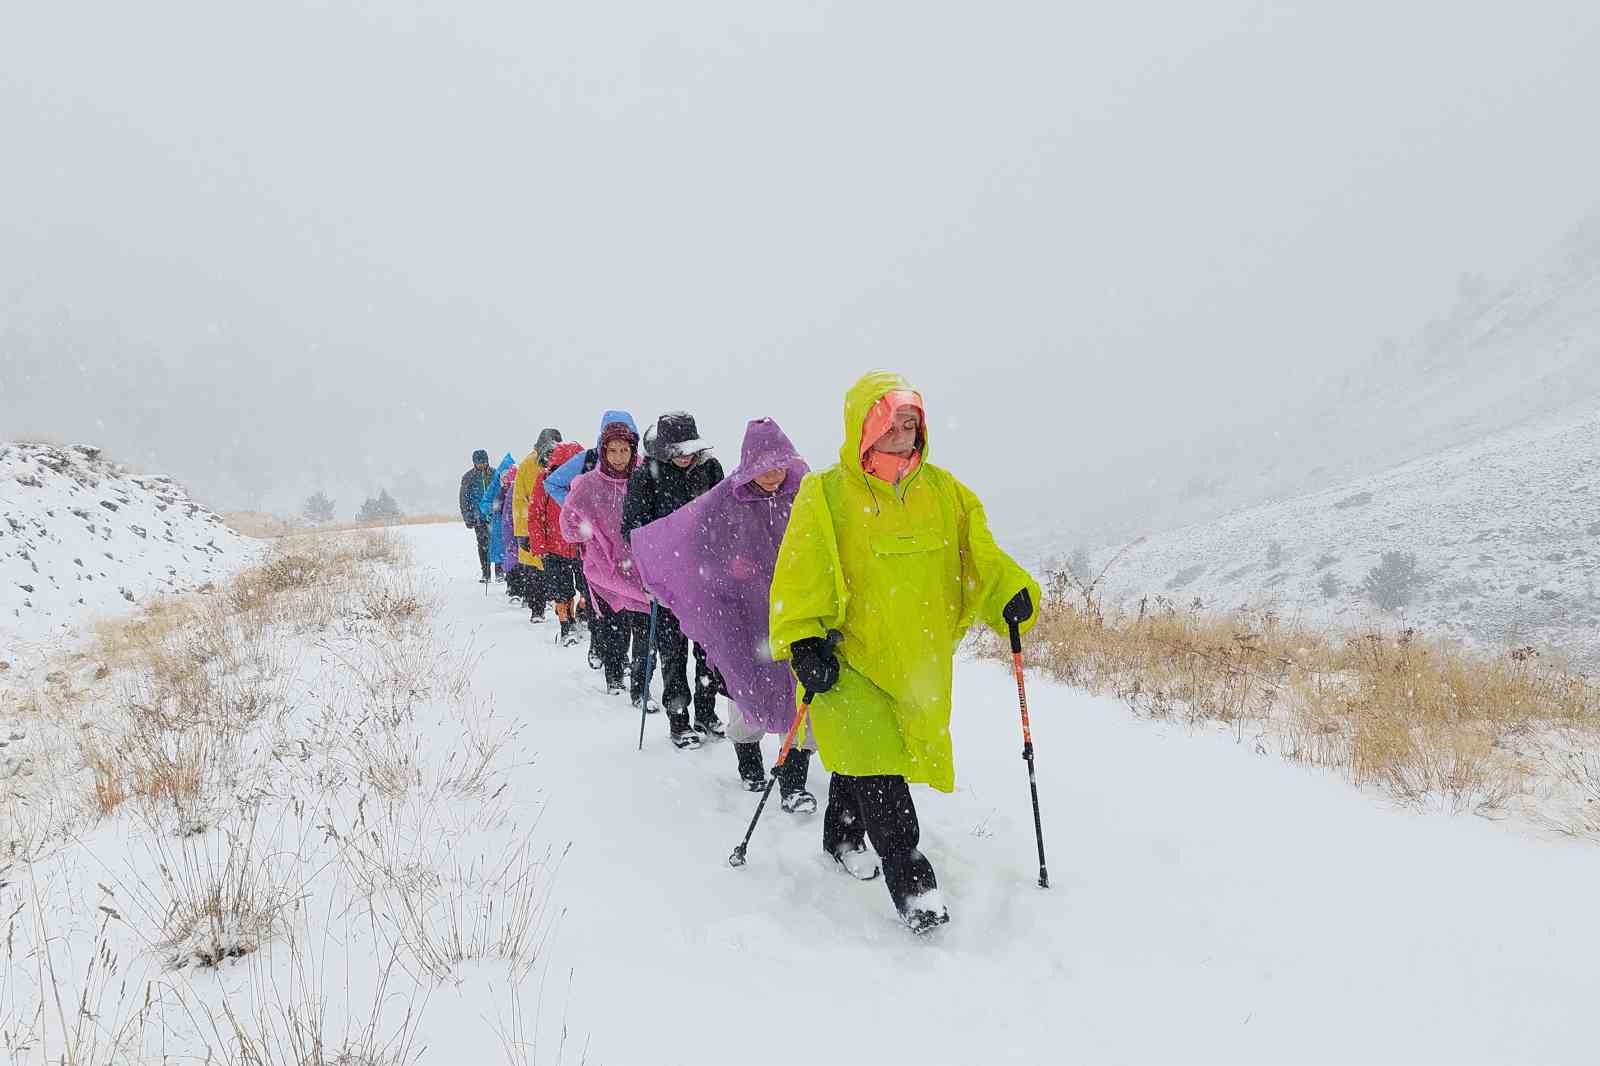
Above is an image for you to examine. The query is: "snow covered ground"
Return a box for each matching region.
[6,522,1600,1064]
[1,441,255,648]
[1093,404,1600,668]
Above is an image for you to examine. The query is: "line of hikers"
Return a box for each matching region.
[457,370,1040,934]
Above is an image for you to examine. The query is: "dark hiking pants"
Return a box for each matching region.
[523,560,547,617]
[654,606,718,718]
[823,773,939,914]
[594,598,651,697]
[541,554,579,606]
[472,519,491,579]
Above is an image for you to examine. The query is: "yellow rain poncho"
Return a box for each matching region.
[769,370,1040,792]
[512,451,546,570]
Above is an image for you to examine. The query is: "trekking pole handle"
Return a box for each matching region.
[775,629,842,769]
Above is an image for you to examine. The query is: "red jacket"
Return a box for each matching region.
[528,441,584,558]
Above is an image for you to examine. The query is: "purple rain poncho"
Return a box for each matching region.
[497,464,521,571]
[633,418,810,733]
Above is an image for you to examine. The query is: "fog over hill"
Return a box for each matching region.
[1026,211,1600,560]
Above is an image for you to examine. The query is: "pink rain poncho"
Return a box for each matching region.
[632,418,810,732]
[559,423,650,614]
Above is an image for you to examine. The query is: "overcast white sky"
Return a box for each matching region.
[4,1,1599,534]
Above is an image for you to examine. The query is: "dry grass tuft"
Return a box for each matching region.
[223,511,457,539]
[997,568,1600,822]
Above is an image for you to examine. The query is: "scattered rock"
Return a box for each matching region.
[1333,491,1374,510]
[98,500,119,512]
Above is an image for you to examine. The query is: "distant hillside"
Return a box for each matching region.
[1097,407,1600,668]
[1,442,255,647]
[1036,212,1600,556]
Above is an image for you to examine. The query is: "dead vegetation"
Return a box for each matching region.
[223,512,457,539]
[994,564,1600,827]
[1,521,561,1062]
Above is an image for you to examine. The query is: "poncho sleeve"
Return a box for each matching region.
[559,476,592,545]
[544,450,585,505]
[954,477,1042,639]
[769,472,849,661]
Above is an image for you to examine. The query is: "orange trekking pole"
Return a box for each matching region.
[1010,619,1050,889]
[728,629,842,868]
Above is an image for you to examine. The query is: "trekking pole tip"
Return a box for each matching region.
[728,846,747,868]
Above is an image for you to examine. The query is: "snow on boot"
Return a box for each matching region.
[587,645,604,671]
[899,890,950,936]
[667,713,702,750]
[529,610,547,624]
[693,710,726,740]
[734,742,766,791]
[831,844,881,881]
[777,749,816,813]
[780,789,818,815]
[606,683,625,697]
[560,620,583,647]
[633,694,661,715]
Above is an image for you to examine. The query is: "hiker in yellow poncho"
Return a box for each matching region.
[512,428,561,622]
[770,370,1040,933]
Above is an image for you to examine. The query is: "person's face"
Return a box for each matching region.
[671,454,695,469]
[604,439,633,472]
[752,468,786,494]
[874,406,921,457]
[475,460,489,470]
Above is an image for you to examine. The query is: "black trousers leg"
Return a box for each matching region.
[626,609,653,701]
[473,520,491,578]
[593,599,627,688]
[691,642,719,718]
[523,560,547,616]
[654,607,691,712]
[541,555,577,606]
[573,566,594,623]
[824,773,938,914]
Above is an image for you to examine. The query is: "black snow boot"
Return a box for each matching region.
[693,708,726,740]
[734,742,765,791]
[901,901,951,936]
[777,749,816,814]
[667,712,702,750]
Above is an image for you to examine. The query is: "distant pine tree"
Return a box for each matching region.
[302,491,336,524]
[356,489,402,523]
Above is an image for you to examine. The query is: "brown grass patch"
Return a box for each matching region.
[223,512,456,539]
[997,572,1600,821]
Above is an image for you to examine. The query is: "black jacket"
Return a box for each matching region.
[621,454,724,545]
[459,466,493,525]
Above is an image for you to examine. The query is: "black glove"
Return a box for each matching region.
[790,636,840,695]
[517,536,530,551]
[1002,588,1033,628]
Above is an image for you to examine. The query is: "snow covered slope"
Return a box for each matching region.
[1043,213,1600,554]
[1100,405,1600,665]
[1,441,254,648]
